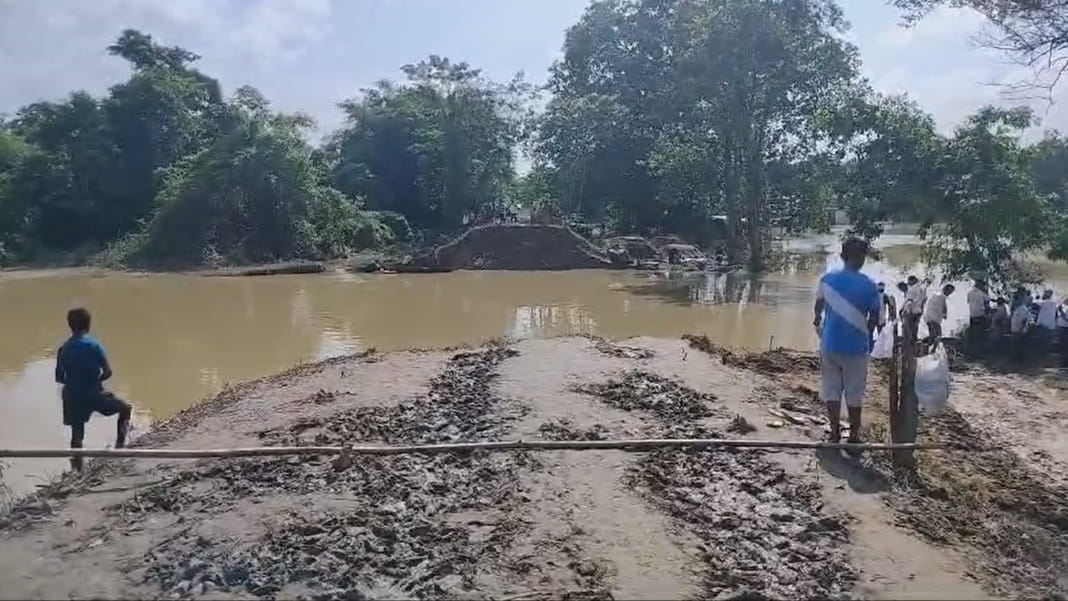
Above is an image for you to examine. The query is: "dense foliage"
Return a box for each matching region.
[1,5,1068,281]
[325,56,532,234]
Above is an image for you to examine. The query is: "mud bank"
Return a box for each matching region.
[415,225,612,271]
[1,336,1065,600]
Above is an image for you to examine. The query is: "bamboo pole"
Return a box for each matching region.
[0,437,945,460]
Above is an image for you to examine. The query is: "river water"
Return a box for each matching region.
[3,234,1066,496]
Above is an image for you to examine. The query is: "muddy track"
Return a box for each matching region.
[572,371,857,600]
[877,409,1068,598]
[683,334,820,375]
[571,370,719,421]
[683,336,1068,599]
[103,348,549,600]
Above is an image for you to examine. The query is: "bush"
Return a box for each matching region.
[369,211,412,242]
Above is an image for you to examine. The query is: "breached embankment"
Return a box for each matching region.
[414,224,613,271]
[1,336,1065,600]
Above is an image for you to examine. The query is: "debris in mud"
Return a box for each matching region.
[683,334,819,374]
[116,347,550,600]
[630,426,857,599]
[537,418,610,441]
[879,409,1068,598]
[576,367,857,599]
[593,340,655,360]
[310,389,336,405]
[145,505,517,601]
[572,371,716,421]
[726,415,757,434]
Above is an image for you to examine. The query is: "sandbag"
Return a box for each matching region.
[871,324,894,359]
[915,344,951,413]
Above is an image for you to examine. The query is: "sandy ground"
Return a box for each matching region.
[1,336,1065,600]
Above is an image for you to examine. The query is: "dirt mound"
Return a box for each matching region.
[877,409,1068,598]
[537,418,610,441]
[593,340,655,360]
[684,334,820,374]
[572,371,717,421]
[419,224,612,271]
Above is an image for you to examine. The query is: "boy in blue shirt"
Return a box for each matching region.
[55,307,131,471]
[813,238,881,444]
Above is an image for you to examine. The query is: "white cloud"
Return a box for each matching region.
[0,0,333,117]
[874,5,987,49]
[0,0,1063,139]
[858,3,1067,135]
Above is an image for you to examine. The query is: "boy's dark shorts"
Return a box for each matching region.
[62,388,129,426]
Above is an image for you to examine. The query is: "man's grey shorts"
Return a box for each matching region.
[820,352,869,407]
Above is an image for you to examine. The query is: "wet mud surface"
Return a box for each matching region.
[537,418,610,441]
[574,371,857,600]
[571,370,718,421]
[105,348,542,600]
[5,336,1067,600]
[684,334,820,374]
[878,409,1068,598]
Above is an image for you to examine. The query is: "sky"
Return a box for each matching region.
[0,0,1065,140]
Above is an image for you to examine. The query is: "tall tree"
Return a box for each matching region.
[123,89,376,267]
[104,29,224,236]
[921,107,1052,285]
[326,56,527,233]
[538,0,860,268]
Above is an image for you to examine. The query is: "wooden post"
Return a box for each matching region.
[895,316,920,469]
[888,323,900,443]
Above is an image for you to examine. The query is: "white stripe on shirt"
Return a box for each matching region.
[820,281,871,335]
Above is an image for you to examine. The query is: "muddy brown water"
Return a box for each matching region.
[3,234,1067,496]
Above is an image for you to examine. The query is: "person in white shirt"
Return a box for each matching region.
[902,275,926,341]
[1011,298,1032,334]
[1058,298,1068,365]
[923,284,954,345]
[1010,293,1033,363]
[1037,289,1058,331]
[966,279,990,330]
[991,297,1010,335]
[875,282,897,333]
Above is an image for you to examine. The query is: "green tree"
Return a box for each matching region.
[920,107,1051,285]
[825,94,943,241]
[539,0,862,269]
[104,29,224,237]
[1031,131,1068,210]
[326,56,527,233]
[7,92,122,249]
[124,91,359,267]
[0,29,223,260]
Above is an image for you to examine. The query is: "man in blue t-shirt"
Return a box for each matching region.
[813,238,881,444]
[55,307,131,471]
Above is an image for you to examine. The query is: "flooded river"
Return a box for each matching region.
[3,235,1067,495]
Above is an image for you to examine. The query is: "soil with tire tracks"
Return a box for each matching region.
[572,371,857,600]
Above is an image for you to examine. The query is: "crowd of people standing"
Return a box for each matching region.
[876,275,1068,363]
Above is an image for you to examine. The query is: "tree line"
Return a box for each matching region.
[1,1,1067,282]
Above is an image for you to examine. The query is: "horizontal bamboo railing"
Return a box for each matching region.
[0,437,946,459]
